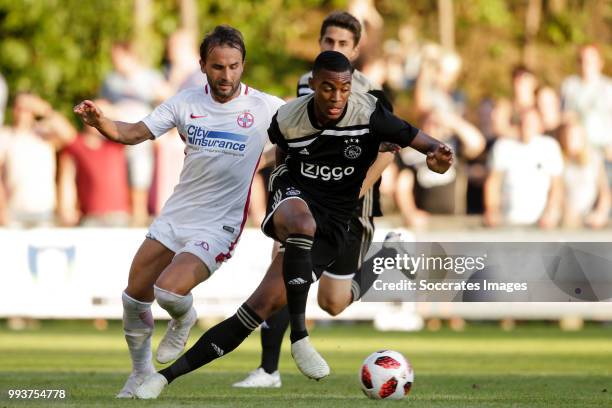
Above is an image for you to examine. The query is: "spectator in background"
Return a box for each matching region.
[151,130,185,215]
[165,29,206,91]
[348,0,384,72]
[100,41,176,224]
[149,29,206,215]
[561,44,612,154]
[536,86,562,136]
[114,100,155,226]
[380,24,422,92]
[396,48,481,226]
[512,65,537,113]
[485,109,563,229]
[58,100,131,227]
[467,98,514,214]
[100,41,168,107]
[415,46,465,116]
[0,93,75,227]
[395,110,484,227]
[557,118,610,229]
[0,73,7,125]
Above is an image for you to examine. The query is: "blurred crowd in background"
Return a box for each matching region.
[0,1,610,231]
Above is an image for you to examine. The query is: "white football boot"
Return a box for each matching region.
[156,307,197,364]
[134,373,168,399]
[116,366,156,398]
[233,367,282,388]
[291,336,330,380]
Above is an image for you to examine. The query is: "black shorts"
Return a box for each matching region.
[323,214,375,280]
[262,166,375,279]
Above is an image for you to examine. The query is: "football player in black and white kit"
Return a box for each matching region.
[234,11,395,389]
[135,51,451,399]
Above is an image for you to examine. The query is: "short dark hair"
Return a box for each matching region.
[320,11,362,46]
[200,25,246,62]
[512,64,534,79]
[312,50,353,77]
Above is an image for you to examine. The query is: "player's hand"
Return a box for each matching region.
[426,143,453,174]
[379,142,401,153]
[73,100,103,128]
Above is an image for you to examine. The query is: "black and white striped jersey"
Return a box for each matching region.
[296,69,379,97]
[268,92,420,222]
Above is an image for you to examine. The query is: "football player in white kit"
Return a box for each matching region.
[73,25,284,398]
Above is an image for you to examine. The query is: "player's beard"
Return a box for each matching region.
[210,79,240,102]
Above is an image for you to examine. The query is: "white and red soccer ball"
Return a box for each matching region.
[359,350,414,400]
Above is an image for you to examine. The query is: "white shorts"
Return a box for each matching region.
[146,217,238,274]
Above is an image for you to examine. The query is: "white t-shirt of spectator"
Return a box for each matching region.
[564,149,602,216]
[0,128,56,217]
[561,74,612,149]
[490,134,563,225]
[142,84,284,232]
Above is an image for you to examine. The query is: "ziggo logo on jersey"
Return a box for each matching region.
[300,162,355,181]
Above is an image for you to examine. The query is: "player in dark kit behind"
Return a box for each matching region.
[134,51,451,398]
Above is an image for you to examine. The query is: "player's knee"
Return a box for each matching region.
[283,213,316,237]
[154,285,193,316]
[154,275,187,296]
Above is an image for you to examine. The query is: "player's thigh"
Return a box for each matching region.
[317,274,353,315]
[155,252,211,296]
[246,252,286,320]
[126,238,175,301]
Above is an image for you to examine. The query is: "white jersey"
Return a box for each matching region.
[142,84,284,235]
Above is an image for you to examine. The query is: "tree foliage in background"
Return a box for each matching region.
[0,0,609,121]
[0,0,133,115]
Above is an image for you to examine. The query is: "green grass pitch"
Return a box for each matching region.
[0,320,611,407]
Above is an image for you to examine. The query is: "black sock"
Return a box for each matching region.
[352,247,398,301]
[159,303,262,384]
[283,234,313,344]
[260,306,289,374]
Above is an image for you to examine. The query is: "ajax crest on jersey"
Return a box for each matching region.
[344,145,362,159]
[359,350,414,400]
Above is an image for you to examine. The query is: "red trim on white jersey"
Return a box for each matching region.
[214,154,262,264]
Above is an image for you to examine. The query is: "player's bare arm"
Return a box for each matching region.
[410,130,453,174]
[73,99,153,145]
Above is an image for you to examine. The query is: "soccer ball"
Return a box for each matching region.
[359,350,414,400]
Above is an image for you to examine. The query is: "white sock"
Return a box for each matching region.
[122,291,155,374]
[154,285,193,321]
